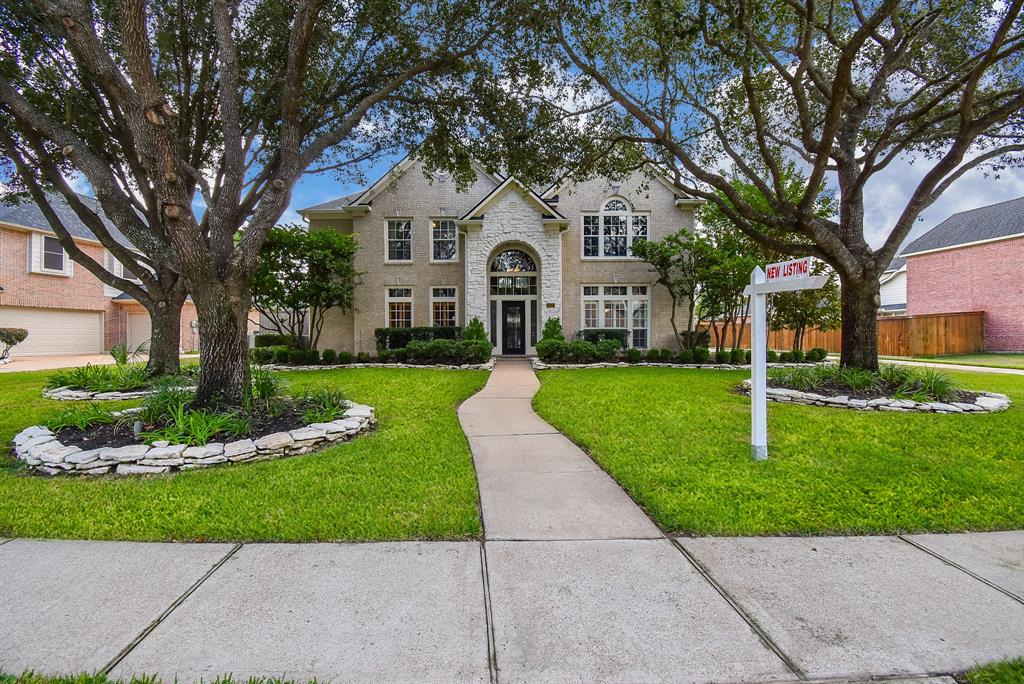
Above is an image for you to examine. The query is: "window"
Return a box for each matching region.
[387,220,412,262]
[581,284,651,348]
[490,249,536,272]
[431,220,457,262]
[42,236,65,271]
[582,198,649,258]
[490,249,538,296]
[29,233,71,275]
[431,287,458,327]
[386,287,413,327]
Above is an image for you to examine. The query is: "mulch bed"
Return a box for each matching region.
[764,378,980,403]
[56,403,313,450]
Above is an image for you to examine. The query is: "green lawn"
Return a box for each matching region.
[0,368,487,542]
[907,353,1024,370]
[534,366,1024,536]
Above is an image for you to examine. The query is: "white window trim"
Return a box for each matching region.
[384,218,414,264]
[429,286,460,327]
[581,196,650,260]
[429,218,460,264]
[29,233,73,277]
[580,284,651,349]
[104,249,146,296]
[385,287,414,327]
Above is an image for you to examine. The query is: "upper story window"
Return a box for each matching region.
[582,198,649,258]
[387,219,412,262]
[28,233,72,276]
[490,249,536,272]
[431,220,458,262]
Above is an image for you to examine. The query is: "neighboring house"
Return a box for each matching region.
[0,193,200,357]
[299,157,702,355]
[878,255,907,316]
[904,196,1024,351]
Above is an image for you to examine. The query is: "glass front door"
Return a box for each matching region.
[502,301,526,355]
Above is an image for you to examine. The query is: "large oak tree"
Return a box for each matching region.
[1,0,576,405]
[549,0,1024,369]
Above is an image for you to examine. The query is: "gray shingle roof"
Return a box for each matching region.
[885,255,906,272]
[0,192,133,247]
[902,196,1024,255]
[299,191,364,213]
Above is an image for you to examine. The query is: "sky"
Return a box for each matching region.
[286,148,1024,255]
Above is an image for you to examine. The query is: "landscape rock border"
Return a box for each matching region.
[12,401,376,476]
[532,358,812,371]
[739,378,1011,413]
[44,386,158,401]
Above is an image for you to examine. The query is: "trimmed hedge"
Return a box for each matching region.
[374,326,462,351]
[254,333,295,348]
[578,328,628,348]
[806,347,829,362]
[403,339,492,365]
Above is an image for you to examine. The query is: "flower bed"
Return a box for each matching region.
[12,401,375,476]
[740,378,1009,413]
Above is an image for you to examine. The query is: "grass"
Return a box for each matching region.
[0,368,487,541]
[907,353,1024,371]
[964,658,1024,684]
[534,366,1024,536]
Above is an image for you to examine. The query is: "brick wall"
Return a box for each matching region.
[906,235,1024,351]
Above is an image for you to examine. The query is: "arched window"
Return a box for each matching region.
[490,249,537,273]
[583,197,648,258]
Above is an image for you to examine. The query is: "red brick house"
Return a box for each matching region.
[904,196,1024,351]
[0,193,201,357]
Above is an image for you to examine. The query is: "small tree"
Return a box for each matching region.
[632,233,701,350]
[770,263,841,351]
[0,328,28,361]
[252,226,358,352]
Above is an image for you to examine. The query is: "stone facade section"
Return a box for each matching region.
[12,402,376,476]
[465,190,563,334]
[906,236,1024,351]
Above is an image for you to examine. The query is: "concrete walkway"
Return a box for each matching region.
[1,359,1022,682]
[0,353,199,373]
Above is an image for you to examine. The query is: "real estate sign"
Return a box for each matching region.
[744,259,828,460]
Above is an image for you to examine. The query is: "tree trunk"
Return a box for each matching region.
[838,276,881,371]
[146,298,183,376]
[669,294,683,351]
[192,282,252,408]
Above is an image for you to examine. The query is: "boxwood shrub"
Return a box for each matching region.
[624,348,644,363]
[806,347,829,362]
[374,326,462,351]
[321,349,336,364]
[729,348,746,364]
[693,346,710,362]
[578,328,628,349]
[254,333,295,348]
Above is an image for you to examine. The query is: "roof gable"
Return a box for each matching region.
[902,196,1024,256]
[459,176,566,222]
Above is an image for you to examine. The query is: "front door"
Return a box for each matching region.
[502,301,526,355]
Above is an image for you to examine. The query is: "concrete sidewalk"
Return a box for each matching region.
[829,355,1024,376]
[1,360,1021,681]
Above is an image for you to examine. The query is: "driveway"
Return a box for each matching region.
[0,353,199,373]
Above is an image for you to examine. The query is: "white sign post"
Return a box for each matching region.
[744,258,829,460]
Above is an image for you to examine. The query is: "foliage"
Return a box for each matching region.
[462,318,489,343]
[729,348,745,364]
[790,349,805,363]
[109,342,147,366]
[254,334,296,349]
[632,234,702,350]
[676,348,693,364]
[966,658,1024,684]
[766,350,779,363]
[714,350,729,363]
[297,385,348,424]
[533,367,1024,535]
[770,263,841,351]
[252,226,360,350]
[321,349,337,365]
[249,367,285,416]
[45,403,116,431]
[578,328,628,348]
[768,364,962,402]
[0,327,28,361]
[594,339,620,361]
[624,348,644,363]
[399,339,491,365]
[139,375,194,425]
[374,326,463,351]
[356,352,371,364]
[46,364,150,393]
[336,351,353,364]
[806,348,829,362]
[540,317,565,342]
[692,347,710,363]
[142,403,250,446]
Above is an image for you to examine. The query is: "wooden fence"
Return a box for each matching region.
[709,311,985,357]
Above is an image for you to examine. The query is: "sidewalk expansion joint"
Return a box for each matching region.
[897,534,1023,605]
[479,542,500,684]
[669,538,807,681]
[99,542,243,675]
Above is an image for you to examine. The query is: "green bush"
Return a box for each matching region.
[679,328,711,349]
[729,348,746,364]
[140,375,194,424]
[676,348,694,364]
[745,349,753,364]
[714,350,729,363]
[320,349,337,364]
[251,347,275,364]
[303,348,320,364]
[46,363,150,393]
[779,351,794,363]
[567,340,598,364]
[336,351,353,364]
[298,385,348,424]
[460,340,493,364]
[377,350,391,363]
[249,366,284,415]
[0,327,28,360]
[356,351,371,363]
[806,347,829,362]
[143,402,250,446]
[646,348,671,363]
[624,348,644,363]
[791,349,805,363]
[594,339,620,361]
[254,333,295,348]
[462,318,489,343]
[374,326,462,351]
[393,348,409,363]
[692,346,710,362]
[46,403,116,431]
[767,349,779,363]
[286,348,306,365]
[536,338,569,363]
[541,317,565,342]
[579,328,628,348]
[768,364,961,402]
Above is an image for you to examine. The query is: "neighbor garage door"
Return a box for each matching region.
[127,311,152,351]
[0,306,103,356]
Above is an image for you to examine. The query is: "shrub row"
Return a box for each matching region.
[253,333,296,348]
[538,344,829,366]
[374,326,462,351]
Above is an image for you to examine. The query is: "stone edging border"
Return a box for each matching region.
[12,401,376,476]
[44,386,158,401]
[260,360,495,372]
[739,379,1011,413]
[532,358,812,371]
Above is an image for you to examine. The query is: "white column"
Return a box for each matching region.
[750,266,768,461]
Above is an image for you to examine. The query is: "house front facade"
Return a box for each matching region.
[0,194,201,357]
[300,158,702,355]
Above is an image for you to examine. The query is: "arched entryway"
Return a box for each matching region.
[487,245,540,355]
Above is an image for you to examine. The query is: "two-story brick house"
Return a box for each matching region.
[0,193,201,357]
[300,157,702,355]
